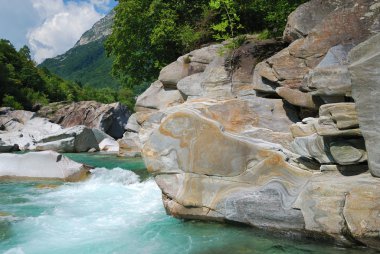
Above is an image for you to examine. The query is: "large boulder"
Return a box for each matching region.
[0,107,111,153]
[137,97,298,150]
[0,109,35,132]
[99,138,119,152]
[0,151,90,181]
[135,81,184,112]
[142,109,380,248]
[200,38,286,98]
[37,101,130,139]
[0,116,63,150]
[35,126,99,153]
[118,132,141,158]
[292,134,367,165]
[158,44,221,88]
[294,172,380,249]
[302,45,353,96]
[253,0,380,94]
[349,33,380,177]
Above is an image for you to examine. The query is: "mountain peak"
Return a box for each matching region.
[74,9,115,48]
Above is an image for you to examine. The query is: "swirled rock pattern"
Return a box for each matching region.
[117,0,380,249]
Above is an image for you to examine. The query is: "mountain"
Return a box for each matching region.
[39,10,118,89]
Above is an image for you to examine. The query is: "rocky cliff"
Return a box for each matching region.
[39,10,118,88]
[121,0,380,249]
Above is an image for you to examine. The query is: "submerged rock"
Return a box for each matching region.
[0,151,90,181]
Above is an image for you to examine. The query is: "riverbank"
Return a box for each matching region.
[0,153,376,254]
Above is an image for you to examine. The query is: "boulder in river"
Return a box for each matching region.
[0,151,90,181]
[37,101,130,139]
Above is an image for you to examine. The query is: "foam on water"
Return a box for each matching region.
[0,164,376,254]
[1,168,166,254]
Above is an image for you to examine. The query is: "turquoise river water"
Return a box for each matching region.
[0,153,376,254]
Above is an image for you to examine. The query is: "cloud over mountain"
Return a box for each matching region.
[0,0,116,63]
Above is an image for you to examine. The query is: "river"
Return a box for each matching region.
[0,153,375,254]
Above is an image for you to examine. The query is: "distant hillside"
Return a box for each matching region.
[39,10,118,89]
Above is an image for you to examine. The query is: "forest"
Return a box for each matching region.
[0,0,306,111]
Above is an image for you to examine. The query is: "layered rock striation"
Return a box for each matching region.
[37,101,130,139]
[118,0,380,249]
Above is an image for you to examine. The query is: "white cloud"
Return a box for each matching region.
[90,0,112,11]
[27,0,105,63]
[0,0,40,49]
[0,0,116,63]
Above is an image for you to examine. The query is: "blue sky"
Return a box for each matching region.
[0,0,117,63]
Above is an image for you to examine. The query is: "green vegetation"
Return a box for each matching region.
[106,0,307,91]
[0,39,134,110]
[39,38,119,89]
[1,0,307,111]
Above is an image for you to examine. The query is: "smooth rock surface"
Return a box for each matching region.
[99,138,119,152]
[254,0,380,93]
[276,87,317,109]
[142,109,380,248]
[177,73,204,98]
[295,172,380,248]
[36,126,99,153]
[125,113,140,133]
[135,81,184,112]
[143,110,311,229]
[118,132,141,157]
[349,33,380,177]
[303,45,352,96]
[0,151,89,181]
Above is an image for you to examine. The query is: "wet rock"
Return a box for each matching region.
[0,151,90,181]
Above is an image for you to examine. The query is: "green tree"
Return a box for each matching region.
[209,0,242,40]
[2,95,23,109]
[106,0,307,96]
[105,0,211,89]
[0,39,128,110]
[19,45,31,61]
